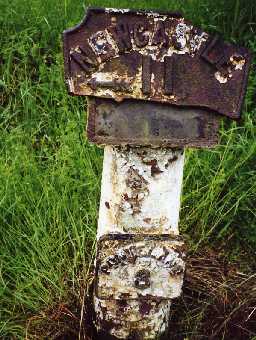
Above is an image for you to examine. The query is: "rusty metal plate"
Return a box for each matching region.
[87,97,220,147]
[95,234,185,300]
[63,7,251,119]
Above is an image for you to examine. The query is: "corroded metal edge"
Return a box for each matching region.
[97,233,184,243]
[236,49,252,118]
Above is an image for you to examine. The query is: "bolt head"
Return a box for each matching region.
[134,269,151,289]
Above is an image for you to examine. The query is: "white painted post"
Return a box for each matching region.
[94,146,185,339]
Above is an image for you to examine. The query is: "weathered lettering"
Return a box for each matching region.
[152,21,169,47]
[133,22,149,48]
[164,56,174,95]
[200,35,227,71]
[64,8,251,119]
[112,23,132,52]
[142,55,152,95]
[142,55,175,96]
[70,46,97,72]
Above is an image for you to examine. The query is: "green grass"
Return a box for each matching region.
[0,0,255,338]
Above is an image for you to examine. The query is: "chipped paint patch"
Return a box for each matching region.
[215,71,229,83]
[88,70,133,91]
[97,146,185,238]
[105,8,131,14]
[94,296,171,339]
[127,20,208,61]
[88,29,119,60]
[215,54,246,83]
[230,54,245,70]
[67,78,74,92]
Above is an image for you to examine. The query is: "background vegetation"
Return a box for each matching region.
[0,0,255,339]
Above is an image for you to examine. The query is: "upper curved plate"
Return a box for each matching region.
[63,7,251,119]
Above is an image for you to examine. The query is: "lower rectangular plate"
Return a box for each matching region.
[87,97,220,147]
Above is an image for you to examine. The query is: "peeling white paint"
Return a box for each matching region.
[129,21,208,61]
[214,70,233,84]
[152,15,168,22]
[215,71,228,83]
[145,12,168,19]
[97,146,185,238]
[67,78,74,92]
[215,54,245,84]
[88,29,119,57]
[94,296,171,339]
[230,55,245,70]
[89,70,133,88]
[97,239,185,299]
[88,19,208,63]
[105,8,131,14]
